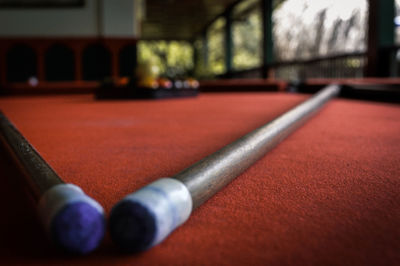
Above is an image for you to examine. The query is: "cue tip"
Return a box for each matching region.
[38,184,105,254]
[109,178,192,252]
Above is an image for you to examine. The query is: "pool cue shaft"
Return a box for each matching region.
[175,84,340,209]
[109,84,341,252]
[0,111,63,199]
[0,111,105,254]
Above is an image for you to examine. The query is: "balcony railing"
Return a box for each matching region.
[272,52,366,80]
[216,52,367,80]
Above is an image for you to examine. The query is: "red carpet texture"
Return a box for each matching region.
[0,92,399,265]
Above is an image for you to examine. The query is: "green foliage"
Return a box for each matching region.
[193,38,214,79]
[207,18,226,75]
[195,0,263,77]
[233,1,262,70]
[138,41,194,78]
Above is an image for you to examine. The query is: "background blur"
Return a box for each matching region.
[0,0,398,89]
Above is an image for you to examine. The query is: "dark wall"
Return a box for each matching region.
[119,45,137,77]
[45,44,75,81]
[82,44,112,81]
[6,44,37,82]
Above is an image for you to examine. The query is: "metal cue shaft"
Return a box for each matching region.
[176,84,341,209]
[0,111,63,198]
[109,84,341,253]
[0,111,105,254]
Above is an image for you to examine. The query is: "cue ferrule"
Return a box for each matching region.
[109,178,192,252]
[38,183,104,233]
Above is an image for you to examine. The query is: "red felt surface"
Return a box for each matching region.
[0,92,399,265]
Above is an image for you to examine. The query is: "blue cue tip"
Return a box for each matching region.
[51,201,106,254]
[109,200,157,252]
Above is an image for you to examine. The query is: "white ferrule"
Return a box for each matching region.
[123,178,193,247]
[37,183,104,234]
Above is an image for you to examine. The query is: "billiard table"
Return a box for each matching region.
[0,87,399,265]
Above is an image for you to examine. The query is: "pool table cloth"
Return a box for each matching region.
[0,92,399,265]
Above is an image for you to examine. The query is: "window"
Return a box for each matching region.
[207,18,226,75]
[233,0,262,70]
[138,41,193,78]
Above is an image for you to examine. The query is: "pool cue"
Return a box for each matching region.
[109,84,341,252]
[0,111,105,254]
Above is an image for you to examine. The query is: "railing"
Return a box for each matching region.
[215,52,367,80]
[271,52,367,80]
[217,67,264,79]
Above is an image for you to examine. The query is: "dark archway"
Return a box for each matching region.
[82,44,111,80]
[6,44,37,82]
[119,44,137,77]
[45,44,75,81]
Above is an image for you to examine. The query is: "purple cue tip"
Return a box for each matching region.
[50,201,105,254]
